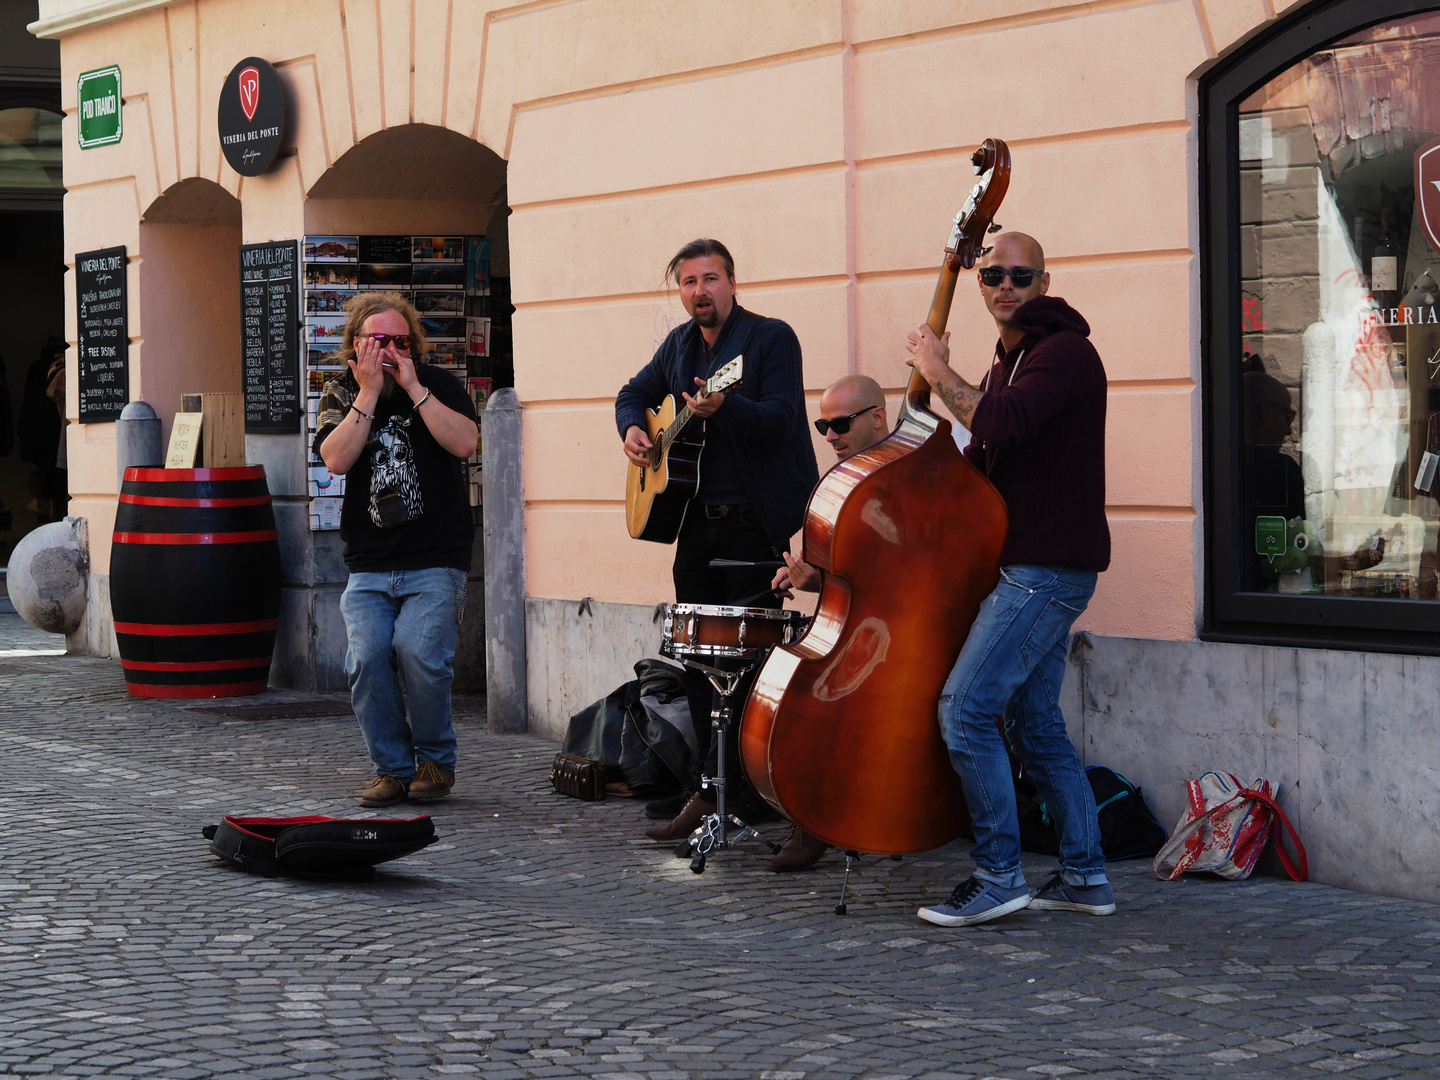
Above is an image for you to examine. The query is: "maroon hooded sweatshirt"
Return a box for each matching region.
[962,294,1110,573]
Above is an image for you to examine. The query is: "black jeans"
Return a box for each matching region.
[672,506,779,812]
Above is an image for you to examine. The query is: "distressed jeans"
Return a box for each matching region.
[937,564,1106,889]
[340,568,466,780]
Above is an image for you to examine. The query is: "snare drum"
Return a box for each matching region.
[661,603,805,661]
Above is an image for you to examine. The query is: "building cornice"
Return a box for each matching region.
[29,0,179,39]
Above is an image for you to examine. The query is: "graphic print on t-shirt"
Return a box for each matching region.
[367,413,425,526]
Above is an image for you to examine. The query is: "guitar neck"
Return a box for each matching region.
[659,402,696,451]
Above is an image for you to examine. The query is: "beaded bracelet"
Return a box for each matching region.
[353,406,375,422]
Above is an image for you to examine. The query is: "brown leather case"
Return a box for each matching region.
[550,752,606,800]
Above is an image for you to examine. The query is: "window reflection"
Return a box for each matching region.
[1239,13,1440,600]
[0,108,63,192]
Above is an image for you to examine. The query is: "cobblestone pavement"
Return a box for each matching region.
[2,608,1440,1079]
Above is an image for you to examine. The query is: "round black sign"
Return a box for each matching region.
[218,57,285,176]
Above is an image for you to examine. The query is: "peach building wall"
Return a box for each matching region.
[505,0,1306,644]
[42,0,1307,647]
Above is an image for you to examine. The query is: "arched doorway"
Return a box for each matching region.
[0,0,63,572]
[139,178,244,449]
[295,124,511,691]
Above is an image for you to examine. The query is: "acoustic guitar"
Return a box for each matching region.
[625,356,743,543]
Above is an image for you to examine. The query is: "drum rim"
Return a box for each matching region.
[661,642,764,659]
[664,603,802,620]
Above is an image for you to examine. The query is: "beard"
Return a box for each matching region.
[379,372,404,401]
[692,303,720,329]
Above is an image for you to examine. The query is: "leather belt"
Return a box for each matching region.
[702,503,751,519]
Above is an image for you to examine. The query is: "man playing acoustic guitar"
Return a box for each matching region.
[616,238,818,843]
[903,231,1115,926]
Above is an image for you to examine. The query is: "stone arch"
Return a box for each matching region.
[304,123,508,244]
[139,178,244,448]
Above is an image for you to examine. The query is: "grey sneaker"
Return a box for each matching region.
[918,875,1032,927]
[1028,871,1116,915]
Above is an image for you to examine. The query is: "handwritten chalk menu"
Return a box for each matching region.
[241,239,300,433]
[76,245,129,422]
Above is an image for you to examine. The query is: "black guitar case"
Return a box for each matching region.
[202,814,437,881]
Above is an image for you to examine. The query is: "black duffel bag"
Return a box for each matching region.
[562,658,695,797]
[202,814,437,881]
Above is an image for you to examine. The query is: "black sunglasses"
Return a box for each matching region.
[814,405,878,436]
[362,332,412,350]
[978,266,1044,288]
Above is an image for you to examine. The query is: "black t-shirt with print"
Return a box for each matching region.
[313,365,477,573]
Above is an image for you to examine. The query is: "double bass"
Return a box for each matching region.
[738,139,1012,855]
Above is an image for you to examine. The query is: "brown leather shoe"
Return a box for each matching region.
[359,775,408,808]
[408,761,455,802]
[767,826,829,872]
[643,792,710,841]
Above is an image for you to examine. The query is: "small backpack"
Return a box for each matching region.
[1017,763,1168,860]
[203,814,437,881]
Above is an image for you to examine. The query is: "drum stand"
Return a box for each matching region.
[676,657,781,874]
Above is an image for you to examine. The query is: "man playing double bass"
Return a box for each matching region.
[616,238,819,843]
[903,231,1115,926]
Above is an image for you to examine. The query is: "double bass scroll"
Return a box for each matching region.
[738,139,1012,856]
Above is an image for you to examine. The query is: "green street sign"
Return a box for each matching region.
[78,66,122,149]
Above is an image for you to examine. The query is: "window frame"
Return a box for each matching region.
[1201,0,1440,654]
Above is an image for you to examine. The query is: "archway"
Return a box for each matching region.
[139,178,244,449]
[300,124,511,691]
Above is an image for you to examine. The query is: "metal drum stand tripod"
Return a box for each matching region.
[675,655,780,874]
[658,602,805,874]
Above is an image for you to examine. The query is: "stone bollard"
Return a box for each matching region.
[116,400,163,488]
[7,516,88,636]
[483,388,527,734]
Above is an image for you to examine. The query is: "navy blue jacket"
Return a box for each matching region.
[615,304,818,550]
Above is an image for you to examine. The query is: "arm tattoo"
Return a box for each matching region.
[930,367,985,429]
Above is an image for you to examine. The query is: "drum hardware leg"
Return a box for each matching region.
[673,656,777,861]
[835,850,861,916]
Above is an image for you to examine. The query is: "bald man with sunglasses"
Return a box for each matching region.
[771,374,891,597]
[902,232,1114,928]
[764,374,889,870]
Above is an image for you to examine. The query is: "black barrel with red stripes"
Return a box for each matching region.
[110,465,282,698]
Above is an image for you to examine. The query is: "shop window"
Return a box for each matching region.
[0,107,62,195]
[1204,0,1440,649]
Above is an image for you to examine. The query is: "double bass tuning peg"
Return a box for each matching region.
[988,222,1003,234]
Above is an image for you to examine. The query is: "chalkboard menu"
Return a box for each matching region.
[241,239,300,433]
[76,245,129,422]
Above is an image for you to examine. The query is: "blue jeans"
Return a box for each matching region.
[340,568,466,780]
[938,564,1105,889]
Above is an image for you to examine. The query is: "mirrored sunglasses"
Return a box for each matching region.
[363,333,412,350]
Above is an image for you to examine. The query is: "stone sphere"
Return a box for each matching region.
[7,518,88,635]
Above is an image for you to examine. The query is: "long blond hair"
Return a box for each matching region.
[336,291,428,368]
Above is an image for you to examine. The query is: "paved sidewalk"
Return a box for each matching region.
[1,608,1439,1079]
